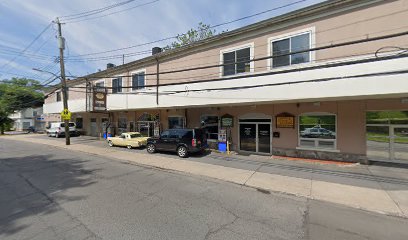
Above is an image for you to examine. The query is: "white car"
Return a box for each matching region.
[46,122,79,138]
[300,127,335,138]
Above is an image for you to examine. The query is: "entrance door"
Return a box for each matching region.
[239,120,272,154]
[90,118,97,137]
[258,124,271,153]
[366,125,408,163]
[240,124,256,152]
[392,126,408,162]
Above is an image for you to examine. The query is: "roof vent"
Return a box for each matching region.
[152,47,162,55]
[107,63,115,69]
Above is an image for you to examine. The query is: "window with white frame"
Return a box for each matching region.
[112,77,122,93]
[200,115,219,141]
[271,31,311,68]
[132,72,145,90]
[299,114,336,149]
[222,47,251,76]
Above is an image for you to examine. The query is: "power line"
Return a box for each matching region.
[63,53,408,91]
[64,31,408,82]
[65,1,311,58]
[63,0,160,23]
[0,22,53,73]
[61,6,408,64]
[60,0,139,20]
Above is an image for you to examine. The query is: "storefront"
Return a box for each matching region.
[366,111,408,164]
[238,113,272,154]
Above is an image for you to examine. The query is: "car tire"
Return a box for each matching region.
[108,140,114,147]
[177,146,188,158]
[127,145,132,149]
[146,143,156,154]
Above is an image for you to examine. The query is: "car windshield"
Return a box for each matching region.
[130,133,142,138]
[60,123,75,127]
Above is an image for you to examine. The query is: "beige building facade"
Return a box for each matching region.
[44,0,408,163]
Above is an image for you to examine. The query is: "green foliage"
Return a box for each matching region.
[366,111,408,124]
[0,78,44,134]
[163,22,217,50]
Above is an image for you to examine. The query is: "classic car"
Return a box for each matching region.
[107,132,149,149]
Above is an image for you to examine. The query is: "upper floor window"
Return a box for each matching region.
[271,32,311,68]
[222,46,252,76]
[132,72,145,90]
[112,77,122,94]
[95,81,104,89]
[56,92,61,102]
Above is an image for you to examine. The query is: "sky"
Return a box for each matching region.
[0,0,325,84]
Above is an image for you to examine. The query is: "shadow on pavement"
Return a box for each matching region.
[0,154,98,237]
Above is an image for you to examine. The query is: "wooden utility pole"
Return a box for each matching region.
[55,17,70,145]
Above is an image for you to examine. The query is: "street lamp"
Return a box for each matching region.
[33,68,71,145]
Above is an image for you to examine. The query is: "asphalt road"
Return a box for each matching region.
[1,138,407,240]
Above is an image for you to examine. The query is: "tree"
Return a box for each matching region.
[0,78,44,134]
[163,22,217,50]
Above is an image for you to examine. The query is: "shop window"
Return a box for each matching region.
[132,72,145,90]
[200,115,219,141]
[76,118,83,129]
[112,77,122,93]
[168,116,185,129]
[118,117,127,129]
[222,46,252,76]
[271,32,311,68]
[299,114,336,149]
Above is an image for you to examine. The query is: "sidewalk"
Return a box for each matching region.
[6,134,408,218]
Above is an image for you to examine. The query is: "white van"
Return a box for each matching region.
[46,122,79,138]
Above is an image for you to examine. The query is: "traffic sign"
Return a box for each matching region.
[60,109,71,120]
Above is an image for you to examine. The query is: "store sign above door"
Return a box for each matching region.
[221,114,234,127]
[276,112,295,128]
[92,87,107,112]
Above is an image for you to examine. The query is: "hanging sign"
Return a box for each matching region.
[221,114,234,127]
[93,87,107,112]
[276,112,295,128]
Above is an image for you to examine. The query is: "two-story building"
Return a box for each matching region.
[44,0,408,164]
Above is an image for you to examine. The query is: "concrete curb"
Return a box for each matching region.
[7,135,408,218]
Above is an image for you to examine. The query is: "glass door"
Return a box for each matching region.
[258,124,271,153]
[239,124,256,152]
[366,125,391,161]
[392,127,408,162]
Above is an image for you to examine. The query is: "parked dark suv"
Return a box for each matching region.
[146,128,206,158]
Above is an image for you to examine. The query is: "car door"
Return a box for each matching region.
[168,129,181,151]
[156,130,170,150]
[117,134,127,146]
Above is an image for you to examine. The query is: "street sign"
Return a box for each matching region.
[60,109,71,120]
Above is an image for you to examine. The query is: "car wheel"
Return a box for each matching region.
[108,140,114,147]
[127,145,132,149]
[177,146,188,158]
[146,143,156,154]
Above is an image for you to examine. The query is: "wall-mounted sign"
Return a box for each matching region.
[92,87,107,112]
[276,112,295,128]
[221,114,234,127]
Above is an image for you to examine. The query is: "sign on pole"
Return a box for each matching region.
[60,109,71,120]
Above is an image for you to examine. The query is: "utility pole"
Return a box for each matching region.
[55,17,70,145]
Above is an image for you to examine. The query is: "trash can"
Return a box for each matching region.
[218,142,227,152]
